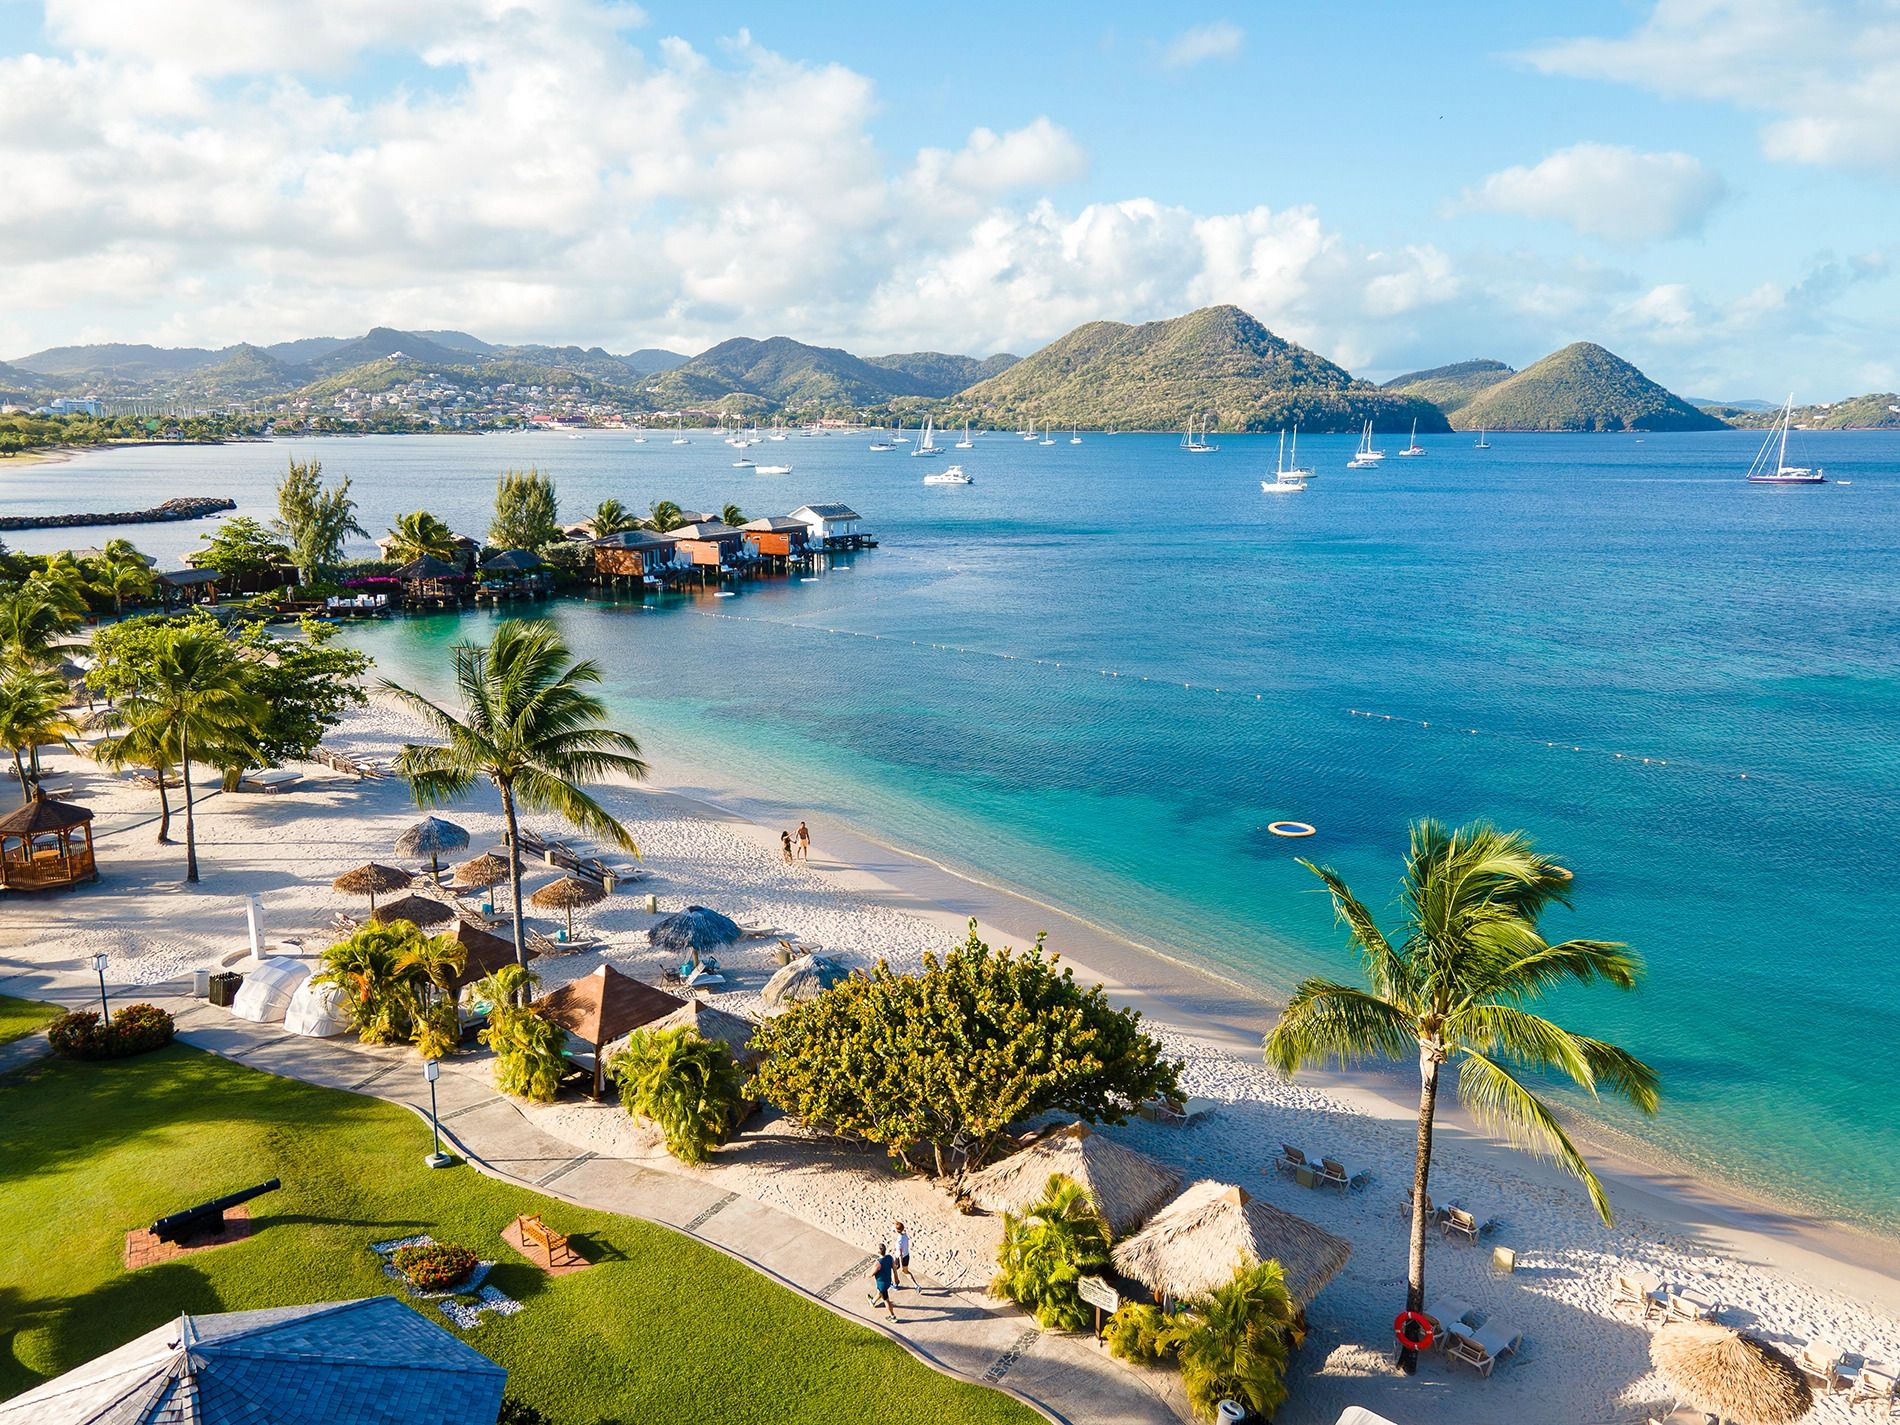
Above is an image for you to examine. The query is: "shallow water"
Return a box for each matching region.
[8,428,1898,1233]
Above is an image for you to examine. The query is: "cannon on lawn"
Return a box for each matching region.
[149,1179,280,1244]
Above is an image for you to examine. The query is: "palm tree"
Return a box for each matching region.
[383,510,460,564]
[381,620,648,973]
[106,625,267,882]
[94,554,155,616]
[993,1173,1112,1330]
[1263,819,1658,1373]
[646,500,685,533]
[0,669,78,801]
[720,503,744,527]
[0,584,83,670]
[589,498,639,538]
[93,715,178,842]
[1173,1260,1298,1421]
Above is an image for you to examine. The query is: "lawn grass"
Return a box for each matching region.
[0,995,59,1047]
[0,1046,1036,1425]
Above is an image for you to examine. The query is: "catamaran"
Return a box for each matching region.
[923,464,972,485]
[1396,419,1426,457]
[1746,396,1826,484]
[912,417,942,456]
[955,420,974,449]
[1261,428,1309,492]
[1347,419,1384,468]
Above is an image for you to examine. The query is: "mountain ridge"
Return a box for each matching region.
[1447,342,1726,432]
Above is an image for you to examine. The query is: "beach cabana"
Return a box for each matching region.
[528,874,605,940]
[284,978,352,1038]
[1110,1179,1351,1309]
[761,954,848,1010]
[232,957,312,1024]
[156,567,223,608]
[442,919,537,998]
[966,1122,1181,1237]
[0,789,98,891]
[369,893,456,929]
[635,999,763,1068]
[395,816,469,879]
[331,862,411,915]
[1651,1322,1814,1425]
[476,548,549,598]
[648,905,741,964]
[535,964,684,1096]
[394,555,468,608]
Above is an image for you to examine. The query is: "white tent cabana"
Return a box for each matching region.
[231,957,312,1024]
[284,977,352,1038]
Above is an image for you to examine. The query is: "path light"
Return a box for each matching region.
[90,952,110,1025]
[423,1060,452,1169]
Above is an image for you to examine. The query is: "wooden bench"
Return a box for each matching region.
[513,1213,579,1268]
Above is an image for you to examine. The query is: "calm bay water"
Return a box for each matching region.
[7,429,1898,1232]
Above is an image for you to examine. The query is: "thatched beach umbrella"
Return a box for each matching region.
[331,862,411,915]
[369,893,456,929]
[452,851,518,906]
[1651,1322,1813,1425]
[637,999,762,1068]
[966,1122,1181,1237]
[647,905,741,967]
[761,954,848,1010]
[395,816,469,880]
[529,874,606,940]
[1110,1179,1351,1308]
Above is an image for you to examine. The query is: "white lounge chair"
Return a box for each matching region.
[1612,1270,1665,1319]
[1423,1297,1479,1347]
[1447,1319,1522,1377]
[1441,1207,1481,1244]
[1797,1340,1845,1391]
[1663,1288,1721,1324]
[1849,1362,1897,1407]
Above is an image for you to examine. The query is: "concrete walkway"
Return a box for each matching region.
[0,967,1180,1425]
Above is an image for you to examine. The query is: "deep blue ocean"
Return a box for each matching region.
[7,428,1897,1233]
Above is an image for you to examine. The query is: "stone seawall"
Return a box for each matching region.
[0,496,236,532]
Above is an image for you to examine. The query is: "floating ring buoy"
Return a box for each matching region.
[1548,865,1574,882]
[1268,821,1317,839]
[1394,1311,1435,1351]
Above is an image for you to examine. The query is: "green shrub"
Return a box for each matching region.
[475,965,565,1102]
[1104,1302,1181,1366]
[611,1027,745,1164]
[46,1005,174,1060]
[390,1241,478,1290]
[1172,1260,1298,1422]
[496,1399,552,1425]
[991,1174,1111,1331]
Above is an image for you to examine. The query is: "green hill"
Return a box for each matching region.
[650,336,935,407]
[866,351,1019,397]
[954,306,1449,433]
[1383,358,1514,415]
[1448,342,1727,432]
[181,344,296,397]
[299,327,474,375]
[1720,393,1900,429]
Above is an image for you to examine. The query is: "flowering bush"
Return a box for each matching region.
[391,1241,478,1291]
[47,1004,174,1060]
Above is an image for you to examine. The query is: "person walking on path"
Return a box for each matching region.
[780,830,794,863]
[892,1221,918,1289]
[868,1242,898,1321]
[796,820,811,860]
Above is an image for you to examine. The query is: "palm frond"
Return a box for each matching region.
[1454,1047,1614,1223]
[1264,980,1415,1075]
[511,765,639,852]
[1296,859,1408,999]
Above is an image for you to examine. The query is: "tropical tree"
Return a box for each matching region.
[588,498,639,538]
[93,552,154,615]
[1262,819,1659,1373]
[313,922,423,1044]
[1172,1260,1298,1422]
[274,457,367,585]
[384,510,461,564]
[0,668,78,801]
[992,1173,1112,1330]
[719,502,744,527]
[475,964,565,1101]
[92,713,179,842]
[645,499,685,533]
[611,1026,746,1164]
[490,467,560,549]
[97,624,266,882]
[0,583,83,669]
[197,516,293,584]
[395,925,468,1058]
[381,620,648,973]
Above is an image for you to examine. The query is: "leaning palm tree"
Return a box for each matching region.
[92,715,179,842]
[720,503,744,528]
[0,668,79,802]
[645,500,685,533]
[1263,819,1659,1374]
[381,620,648,972]
[589,498,639,538]
[383,510,460,564]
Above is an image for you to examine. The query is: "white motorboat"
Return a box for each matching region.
[1746,396,1826,483]
[732,457,754,468]
[1396,418,1426,457]
[923,464,972,485]
[754,463,792,475]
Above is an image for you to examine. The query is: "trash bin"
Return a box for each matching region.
[208,972,244,1008]
[1215,1402,1248,1425]
[192,969,211,999]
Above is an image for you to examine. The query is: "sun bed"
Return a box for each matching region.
[1423,1297,1479,1346]
[1849,1361,1897,1407]
[1441,1207,1481,1244]
[1796,1340,1845,1391]
[1663,1287,1722,1324]
[1315,1157,1350,1191]
[1446,1319,1522,1377]
[1612,1270,1665,1318]
[1273,1145,1307,1176]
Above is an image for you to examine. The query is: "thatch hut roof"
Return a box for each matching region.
[0,788,92,837]
[395,555,464,581]
[647,905,741,952]
[450,852,517,888]
[369,893,456,928]
[966,1123,1181,1237]
[536,965,683,1052]
[394,816,469,858]
[1651,1323,1813,1425]
[529,875,606,911]
[634,999,762,1066]
[331,863,411,897]
[761,954,848,1009]
[1110,1179,1351,1307]
[442,920,535,995]
[479,548,543,572]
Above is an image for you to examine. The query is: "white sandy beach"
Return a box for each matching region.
[4,699,1899,1425]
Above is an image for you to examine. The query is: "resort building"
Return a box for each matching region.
[669,521,752,575]
[789,504,869,550]
[590,529,681,583]
[740,516,813,563]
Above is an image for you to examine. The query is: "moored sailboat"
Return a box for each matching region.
[1746,396,1826,484]
[1396,418,1426,457]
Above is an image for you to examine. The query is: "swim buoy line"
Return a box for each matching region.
[1393,1310,1435,1351]
[1268,821,1316,838]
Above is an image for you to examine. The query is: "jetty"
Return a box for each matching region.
[0,496,236,533]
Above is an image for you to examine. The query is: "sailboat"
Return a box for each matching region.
[671,419,691,445]
[912,417,942,456]
[1347,420,1384,468]
[1023,420,1039,441]
[1473,426,1491,449]
[868,427,895,452]
[1261,428,1309,492]
[1180,416,1220,453]
[1396,419,1426,457]
[1038,419,1056,446]
[1069,429,1082,445]
[769,419,788,441]
[1746,396,1826,484]
[893,421,911,445]
[955,420,974,449]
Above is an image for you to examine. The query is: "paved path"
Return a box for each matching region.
[0,967,1180,1425]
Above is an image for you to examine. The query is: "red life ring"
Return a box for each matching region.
[1393,1311,1435,1350]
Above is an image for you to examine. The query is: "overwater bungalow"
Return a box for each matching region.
[395,555,470,609]
[591,529,681,587]
[671,521,752,580]
[0,789,99,892]
[790,503,873,550]
[475,548,551,602]
[741,516,814,567]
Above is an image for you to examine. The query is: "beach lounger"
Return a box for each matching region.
[1423,1297,1480,1346]
[1663,1288,1721,1325]
[1441,1207,1481,1244]
[1446,1319,1522,1377]
[1611,1270,1665,1318]
[1849,1362,1897,1407]
[738,920,776,938]
[1402,1188,1438,1223]
[1315,1157,1350,1192]
[1797,1340,1845,1391]
[1273,1145,1308,1177]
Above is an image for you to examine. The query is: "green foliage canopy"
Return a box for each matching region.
[611,1026,747,1164]
[491,467,561,549]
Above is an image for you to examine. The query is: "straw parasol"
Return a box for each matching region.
[369,893,456,928]
[1651,1322,1813,1425]
[761,954,848,1010]
[1110,1179,1351,1308]
[395,816,469,880]
[535,964,684,1096]
[966,1122,1181,1236]
[529,874,606,939]
[648,905,741,967]
[636,999,762,1068]
[330,862,411,914]
[450,851,518,903]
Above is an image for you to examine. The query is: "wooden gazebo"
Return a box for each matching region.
[535,965,683,1096]
[0,789,99,891]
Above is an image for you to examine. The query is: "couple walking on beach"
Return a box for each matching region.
[780,820,811,864]
[868,1221,917,1322]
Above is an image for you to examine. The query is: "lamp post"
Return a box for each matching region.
[91,953,110,1025]
[423,1060,452,1169]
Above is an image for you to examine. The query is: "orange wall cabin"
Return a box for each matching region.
[743,530,796,557]
[594,546,659,577]
[674,534,745,567]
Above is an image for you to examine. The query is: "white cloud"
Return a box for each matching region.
[942,118,1089,193]
[1526,1,1900,177]
[1455,143,1725,243]
[1162,21,1244,69]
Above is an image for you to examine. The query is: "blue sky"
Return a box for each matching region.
[2,0,1897,398]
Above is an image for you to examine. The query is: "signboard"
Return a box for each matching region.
[1077,1276,1120,1314]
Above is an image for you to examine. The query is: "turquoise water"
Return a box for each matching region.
[7,430,1899,1232]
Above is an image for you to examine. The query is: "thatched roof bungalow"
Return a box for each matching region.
[1110,1179,1351,1308]
[965,1123,1180,1237]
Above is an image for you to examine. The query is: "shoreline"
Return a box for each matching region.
[627,744,1900,1315]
